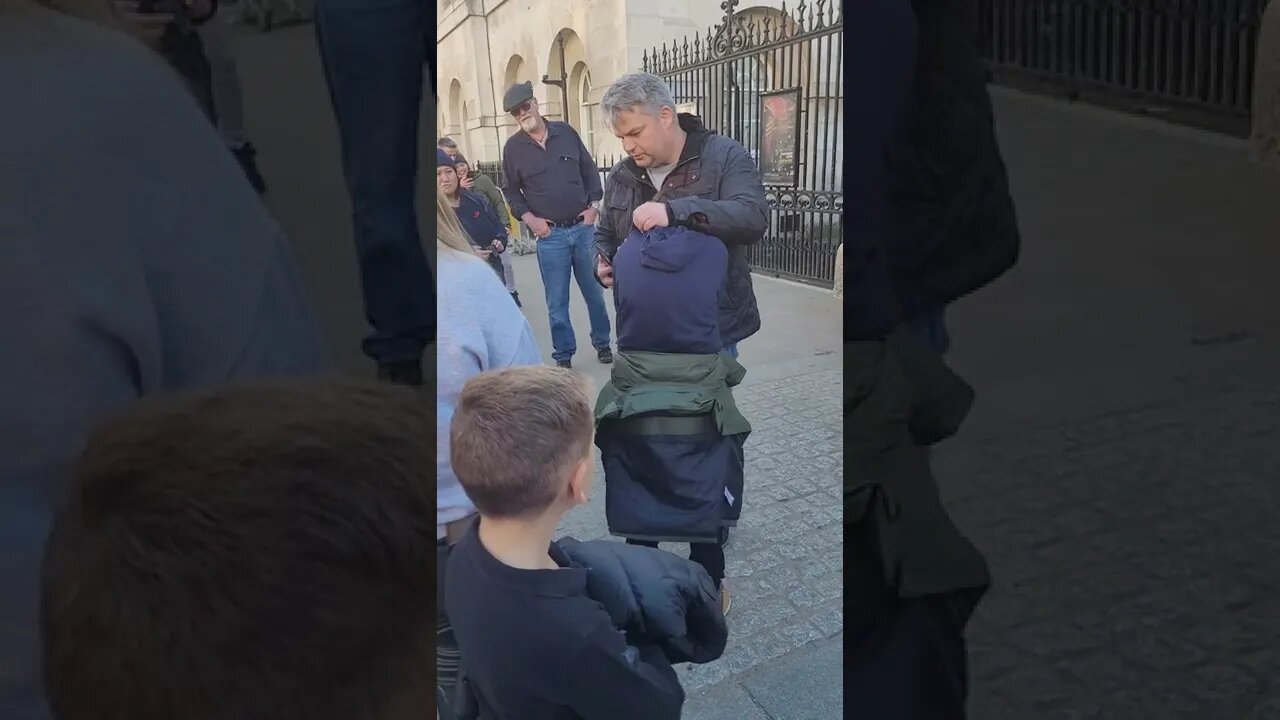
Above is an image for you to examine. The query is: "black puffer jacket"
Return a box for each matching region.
[885,0,1021,316]
[558,537,728,665]
[594,115,766,346]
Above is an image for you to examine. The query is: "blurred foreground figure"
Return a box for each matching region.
[0,3,330,716]
[846,1,994,718]
[41,378,437,720]
[313,0,433,384]
[886,0,1021,356]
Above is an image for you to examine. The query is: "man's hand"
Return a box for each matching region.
[596,256,615,288]
[582,207,599,226]
[523,214,552,239]
[492,239,505,253]
[632,202,670,232]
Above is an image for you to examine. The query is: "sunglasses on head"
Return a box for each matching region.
[509,100,533,117]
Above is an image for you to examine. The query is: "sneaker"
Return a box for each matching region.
[556,359,572,369]
[720,584,732,616]
[511,291,522,308]
[377,361,423,386]
[231,142,267,194]
[596,346,614,364]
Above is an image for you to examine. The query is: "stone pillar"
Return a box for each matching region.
[1252,0,1280,169]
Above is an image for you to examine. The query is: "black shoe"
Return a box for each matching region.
[511,291,522,308]
[596,346,613,364]
[231,142,267,194]
[377,361,423,386]
[556,359,572,369]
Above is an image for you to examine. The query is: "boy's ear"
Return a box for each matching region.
[568,457,591,504]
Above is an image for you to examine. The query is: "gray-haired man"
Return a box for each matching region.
[592,72,765,359]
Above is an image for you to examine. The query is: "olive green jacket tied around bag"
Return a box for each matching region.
[847,331,990,620]
[594,351,751,436]
[595,351,751,542]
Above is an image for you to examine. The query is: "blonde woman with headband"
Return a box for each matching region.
[433,182,542,719]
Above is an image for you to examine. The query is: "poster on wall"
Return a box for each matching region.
[759,88,800,186]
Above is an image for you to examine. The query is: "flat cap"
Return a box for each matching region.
[503,81,534,113]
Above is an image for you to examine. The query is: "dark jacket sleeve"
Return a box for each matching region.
[887,0,1020,314]
[593,170,623,273]
[564,623,685,720]
[665,139,768,245]
[845,0,917,341]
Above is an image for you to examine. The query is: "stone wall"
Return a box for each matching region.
[1252,0,1280,169]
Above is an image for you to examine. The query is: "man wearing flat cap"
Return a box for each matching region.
[500,81,613,369]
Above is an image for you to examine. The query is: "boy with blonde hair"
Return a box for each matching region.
[445,367,724,719]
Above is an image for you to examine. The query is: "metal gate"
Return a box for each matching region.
[642,0,844,288]
[977,0,1269,136]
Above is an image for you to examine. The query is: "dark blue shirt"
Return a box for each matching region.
[501,120,603,223]
[453,190,507,279]
[454,190,508,247]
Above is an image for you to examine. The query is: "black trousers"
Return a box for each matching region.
[626,538,725,589]
[848,515,970,720]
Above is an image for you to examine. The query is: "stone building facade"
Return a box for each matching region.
[434,0,791,164]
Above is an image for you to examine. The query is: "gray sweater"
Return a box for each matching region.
[435,251,542,538]
[0,9,332,717]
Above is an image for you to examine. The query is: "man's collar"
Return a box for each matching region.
[620,127,705,183]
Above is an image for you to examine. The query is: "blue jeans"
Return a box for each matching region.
[534,223,611,362]
[314,0,434,366]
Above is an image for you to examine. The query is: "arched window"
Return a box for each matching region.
[578,68,594,153]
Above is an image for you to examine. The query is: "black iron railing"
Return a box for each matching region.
[977,0,1269,136]
[642,0,844,288]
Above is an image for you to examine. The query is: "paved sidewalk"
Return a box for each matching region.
[935,88,1280,718]
[513,254,845,719]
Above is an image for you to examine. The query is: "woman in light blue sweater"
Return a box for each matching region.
[434,185,542,717]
